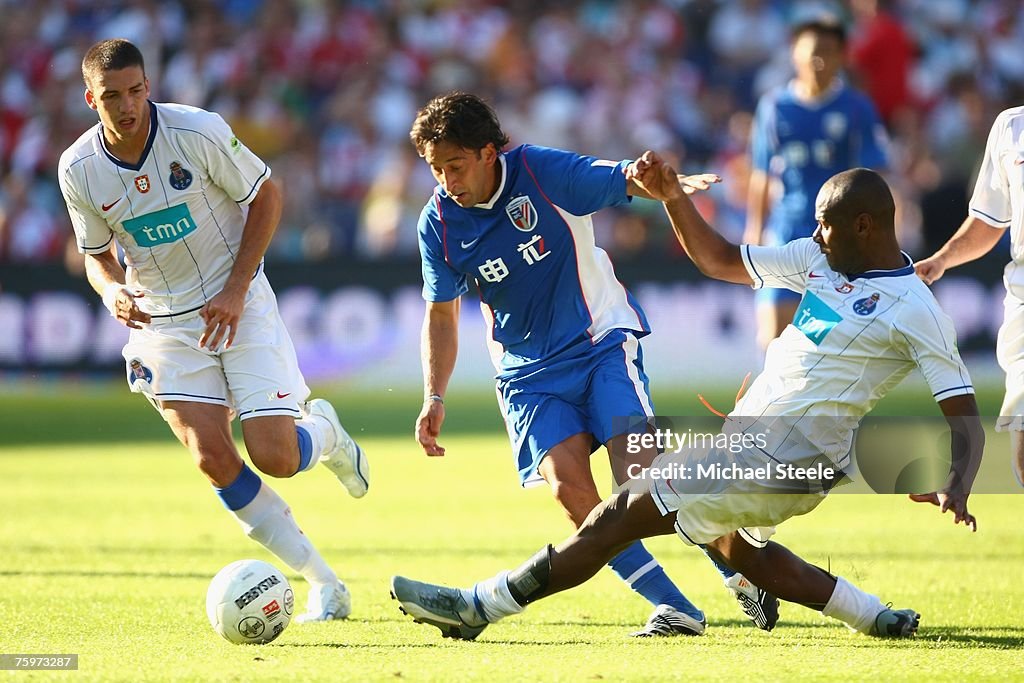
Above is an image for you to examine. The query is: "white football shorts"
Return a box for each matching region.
[997,288,1024,431]
[647,442,827,547]
[121,272,310,421]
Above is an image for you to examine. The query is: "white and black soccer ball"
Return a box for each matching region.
[206,559,294,644]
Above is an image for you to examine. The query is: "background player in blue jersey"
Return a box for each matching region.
[744,17,889,351]
[392,160,982,643]
[408,91,777,636]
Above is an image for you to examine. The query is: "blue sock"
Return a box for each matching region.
[214,464,262,511]
[608,541,703,620]
[295,424,314,474]
[699,544,736,580]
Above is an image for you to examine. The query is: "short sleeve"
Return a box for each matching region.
[968,111,1012,228]
[890,293,974,402]
[519,145,630,215]
[740,237,819,292]
[58,158,114,254]
[187,111,271,205]
[418,199,468,302]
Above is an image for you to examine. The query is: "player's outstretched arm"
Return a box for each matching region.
[627,151,751,285]
[909,393,984,531]
[915,216,1006,285]
[85,247,151,329]
[626,170,719,199]
[416,298,459,457]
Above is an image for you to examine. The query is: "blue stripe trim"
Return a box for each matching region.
[215,464,262,511]
[848,253,915,280]
[295,424,314,474]
[154,391,226,401]
[238,406,302,418]
[237,164,269,204]
[472,585,487,623]
[971,207,1011,226]
[80,234,114,252]
[742,244,764,288]
[353,444,369,490]
[99,101,158,171]
[674,520,699,546]
[933,385,975,399]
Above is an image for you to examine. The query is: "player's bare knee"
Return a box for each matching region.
[548,479,601,527]
[193,446,242,484]
[249,452,296,479]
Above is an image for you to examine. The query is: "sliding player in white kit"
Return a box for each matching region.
[916,105,1024,487]
[391,163,983,641]
[57,39,369,622]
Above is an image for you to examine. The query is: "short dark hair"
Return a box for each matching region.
[409,92,510,156]
[822,168,895,228]
[790,17,847,46]
[82,39,146,89]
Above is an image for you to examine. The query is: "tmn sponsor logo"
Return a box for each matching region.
[122,203,198,247]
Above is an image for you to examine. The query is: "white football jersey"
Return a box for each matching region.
[58,102,271,319]
[735,238,974,465]
[969,105,1024,294]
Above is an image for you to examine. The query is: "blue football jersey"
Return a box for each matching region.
[751,82,889,242]
[417,145,650,375]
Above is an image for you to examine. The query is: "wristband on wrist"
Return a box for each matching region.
[425,394,444,404]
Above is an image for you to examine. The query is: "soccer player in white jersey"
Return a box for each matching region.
[916,105,1024,487]
[391,163,983,641]
[57,39,369,622]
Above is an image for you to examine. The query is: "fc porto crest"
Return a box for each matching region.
[505,195,537,232]
[853,292,880,315]
[168,161,193,190]
[134,175,150,193]
[127,358,153,385]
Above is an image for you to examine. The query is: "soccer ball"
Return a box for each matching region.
[206,559,294,644]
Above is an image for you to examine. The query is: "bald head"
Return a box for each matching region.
[813,168,904,274]
[816,168,895,235]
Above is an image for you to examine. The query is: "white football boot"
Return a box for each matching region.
[306,398,369,498]
[294,580,352,623]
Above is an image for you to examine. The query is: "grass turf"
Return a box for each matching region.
[0,386,1022,681]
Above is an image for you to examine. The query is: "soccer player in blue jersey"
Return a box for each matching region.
[745,16,889,351]
[408,91,777,636]
[392,159,983,642]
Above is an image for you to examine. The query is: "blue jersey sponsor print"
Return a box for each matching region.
[418,145,649,376]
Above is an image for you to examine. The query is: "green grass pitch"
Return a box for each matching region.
[1,385,1022,681]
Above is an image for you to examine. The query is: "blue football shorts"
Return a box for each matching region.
[496,329,655,487]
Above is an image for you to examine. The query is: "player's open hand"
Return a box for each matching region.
[914,256,947,285]
[909,492,977,531]
[105,286,152,329]
[416,399,446,457]
[678,173,721,195]
[200,285,246,351]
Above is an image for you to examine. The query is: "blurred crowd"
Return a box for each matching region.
[1,0,1021,269]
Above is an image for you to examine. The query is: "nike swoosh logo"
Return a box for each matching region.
[276,391,291,399]
[1016,157,1024,166]
[808,271,824,278]
[101,197,123,211]
[460,237,480,249]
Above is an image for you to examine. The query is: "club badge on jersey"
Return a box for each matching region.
[853,293,881,316]
[506,195,537,232]
[169,161,193,190]
[134,175,150,193]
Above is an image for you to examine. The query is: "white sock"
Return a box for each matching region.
[230,481,337,586]
[822,576,886,634]
[465,571,524,623]
[294,413,329,462]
